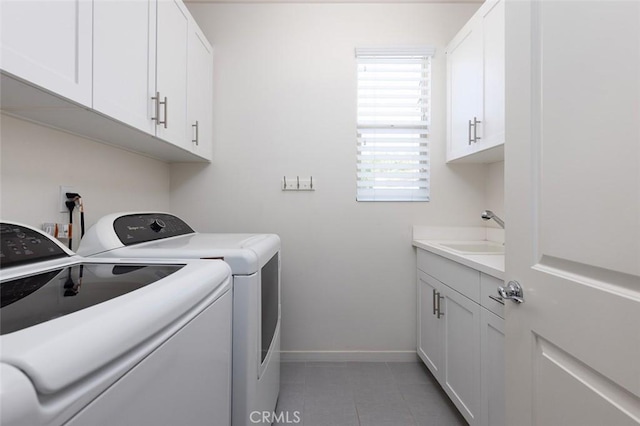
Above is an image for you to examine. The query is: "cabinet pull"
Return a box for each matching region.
[192,121,199,145]
[151,92,161,125]
[468,119,473,145]
[160,96,168,128]
[473,116,481,142]
[151,92,168,128]
[488,295,505,305]
[432,289,437,315]
[436,292,445,318]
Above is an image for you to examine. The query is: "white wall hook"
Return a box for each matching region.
[282,176,315,191]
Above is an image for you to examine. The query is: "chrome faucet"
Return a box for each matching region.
[481,210,505,228]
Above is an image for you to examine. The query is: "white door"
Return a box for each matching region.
[0,0,92,107]
[156,0,189,149]
[93,0,156,134]
[447,23,483,161]
[187,24,213,160]
[505,1,640,425]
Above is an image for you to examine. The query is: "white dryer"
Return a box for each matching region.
[77,212,281,426]
[0,221,233,426]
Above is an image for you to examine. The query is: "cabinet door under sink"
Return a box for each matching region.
[441,286,481,425]
[417,271,444,379]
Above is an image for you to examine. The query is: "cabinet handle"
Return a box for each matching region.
[151,92,161,125]
[160,96,168,128]
[432,289,437,315]
[468,119,473,145]
[473,116,482,142]
[436,292,444,318]
[488,295,505,305]
[192,121,199,145]
[151,92,168,128]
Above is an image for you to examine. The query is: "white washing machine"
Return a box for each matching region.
[0,221,233,426]
[77,212,281,426]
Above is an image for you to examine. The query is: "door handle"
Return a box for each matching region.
[468,119,473,145]
[488,294,505,305]
[498,281,524,304]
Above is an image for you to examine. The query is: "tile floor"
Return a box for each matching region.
[275,361,467,426]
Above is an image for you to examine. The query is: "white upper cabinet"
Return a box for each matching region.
[93,0,156,134]
[155,0,190,150]
[446,23,483,161]
[187,23,214,160]
[480,0,505,150]
[446,0,504,163]
[0,0,93,107]
[0,0,213,163]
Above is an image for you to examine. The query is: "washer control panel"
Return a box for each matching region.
[1,223,68,268]
[113,213,194,246]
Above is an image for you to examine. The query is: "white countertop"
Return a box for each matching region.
[412,239,505,280]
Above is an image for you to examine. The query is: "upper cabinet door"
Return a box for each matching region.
[93,0,156,134]
[0,0,93,107]
[155,0,189,150]
[187,24,213,160]
[446,0,505,163]
[446,22,483,161]
[480,0,505,149]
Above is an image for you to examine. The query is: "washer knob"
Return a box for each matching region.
[150,219,166,232]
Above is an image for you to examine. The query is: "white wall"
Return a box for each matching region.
[172,2,484,359]
[0,114,171,250]
[484,161,505,228]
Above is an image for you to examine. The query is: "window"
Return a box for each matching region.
[356,47,433,202]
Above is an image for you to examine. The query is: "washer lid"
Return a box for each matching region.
[0,259,231,394]
[94,233,279,274]
[77,212,281,274]
[1,263,183,335]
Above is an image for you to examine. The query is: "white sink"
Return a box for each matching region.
[436,241,505,255]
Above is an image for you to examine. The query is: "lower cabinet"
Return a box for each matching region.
[480,307,505,426]
[417,248,504,426]
[418,270,480,424]
[418,271,444,376]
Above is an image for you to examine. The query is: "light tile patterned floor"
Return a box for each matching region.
[274,361,467,426]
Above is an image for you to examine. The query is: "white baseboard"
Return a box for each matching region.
[280,351,419,363]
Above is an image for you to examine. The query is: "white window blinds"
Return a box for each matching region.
[356,47,433,202]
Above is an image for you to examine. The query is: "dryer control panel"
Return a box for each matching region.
[1,223,68,268]
[113,214,194,246]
